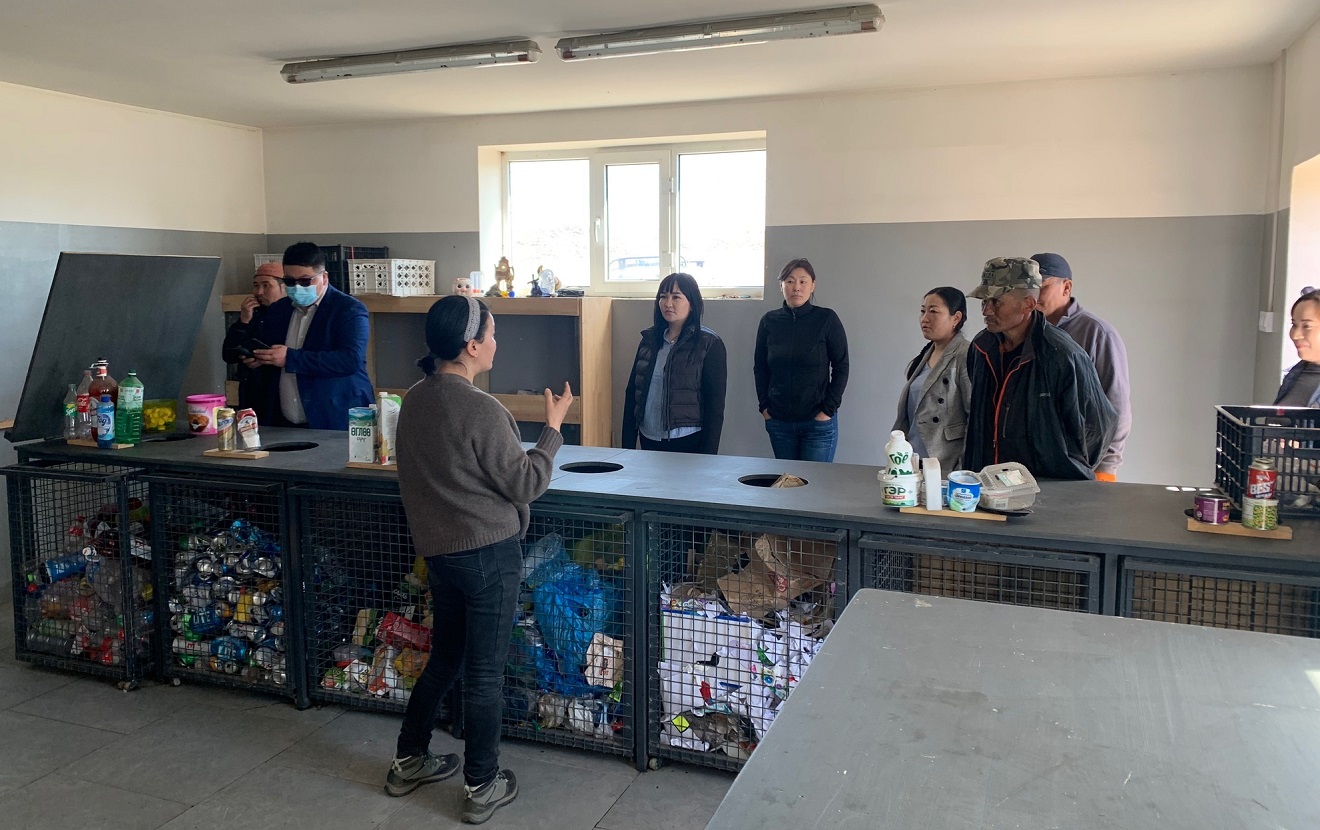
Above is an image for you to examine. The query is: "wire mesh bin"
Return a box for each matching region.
[645,513,845,771]
[1215,405,1320,516]
[4,463,153,687]
[295,487,448,719]
[148,475,302,703]
[502,508,634,758]
[1123,559,1320,637]
[858,533,1101,613]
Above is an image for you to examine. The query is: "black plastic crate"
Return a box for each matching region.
[644,514,845,772]
[148,476,304,704]
[1215,405,1320,517]
[859,534,1101,614]
[1123,559,1320,637]
[295,487,450,722]
[501,508,635,758]
[321,245,389,294]
[5,462,153,687]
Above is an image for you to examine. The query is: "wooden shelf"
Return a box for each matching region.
[221,294,583,316]
[491,393,582,425]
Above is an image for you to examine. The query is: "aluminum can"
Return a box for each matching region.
[215,408,236,451]
[44,551,89,583]
[1242,497,1279,531]
[1247,458,1277,501]
[1193,494,1231,525]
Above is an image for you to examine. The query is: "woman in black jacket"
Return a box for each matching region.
[755,258,850,461]
[621,273,727,454]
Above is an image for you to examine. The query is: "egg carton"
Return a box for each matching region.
[348,259,437,297]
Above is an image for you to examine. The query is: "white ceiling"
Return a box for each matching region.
[2,0,1317,128]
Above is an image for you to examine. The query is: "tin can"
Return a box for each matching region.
[216,408,236,451]
[1193,494,1231,525]
[1247,458,1277,501]
[1242,497,1279,531]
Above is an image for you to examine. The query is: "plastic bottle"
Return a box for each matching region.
[115,372,144,445]
[884,430,916,477]
[89,364,118,406]
[95,394,116,448]
[62,384,78,439]
[75,369,94,439]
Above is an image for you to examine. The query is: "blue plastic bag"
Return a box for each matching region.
[533,562,608,690]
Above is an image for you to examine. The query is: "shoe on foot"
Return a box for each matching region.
[462,769,518,824]
[385,751,460,797]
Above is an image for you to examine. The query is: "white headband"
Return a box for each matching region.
[463,296,481,342]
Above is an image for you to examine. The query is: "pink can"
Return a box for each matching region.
[1193,494,1231,525]
[186,393,228,435]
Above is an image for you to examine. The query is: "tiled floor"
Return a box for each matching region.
[0,599,732,829]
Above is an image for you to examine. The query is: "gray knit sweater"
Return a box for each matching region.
[397,372,563,556]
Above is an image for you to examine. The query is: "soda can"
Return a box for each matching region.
[193,555,218,581]
[172,637,209,657]
[216,408,236,452]
[253,646,279,670]
[211,635,251,664]
[1193,494,1231,525]
[44,551,89,583]
[188,605,226,635]
[227,621,264,642]
[1247,458,1277,501]
[213,576,239,601]
[182,584,212,607]
[1242,497,1279,531]
[252,555,280,579]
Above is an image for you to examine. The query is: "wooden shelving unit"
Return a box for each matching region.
[222,293,614,446]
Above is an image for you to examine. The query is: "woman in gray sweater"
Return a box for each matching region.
[386,295,573,825]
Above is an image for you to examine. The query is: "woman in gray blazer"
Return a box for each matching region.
[893,287,972,474]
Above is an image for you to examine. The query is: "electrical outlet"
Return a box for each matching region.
[1259,311,1275,333]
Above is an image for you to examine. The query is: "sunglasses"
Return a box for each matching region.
[281,274,323,287]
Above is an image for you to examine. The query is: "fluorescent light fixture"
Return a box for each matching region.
[281,38,540,84]
[555,4,882,61]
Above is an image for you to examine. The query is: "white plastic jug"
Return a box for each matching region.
[884,430,916,477]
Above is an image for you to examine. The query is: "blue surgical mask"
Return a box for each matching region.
[288,285,319,307]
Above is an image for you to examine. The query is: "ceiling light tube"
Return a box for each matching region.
[281,38,540,84]
[555,4,882,61]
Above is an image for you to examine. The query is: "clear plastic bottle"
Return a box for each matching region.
[75,369,94,439]
[89,364,118,406]
[62,384,78,439]
[115,372,144,445]
[95,394,116,448]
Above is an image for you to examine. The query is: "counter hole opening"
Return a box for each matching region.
[559,461,624,474]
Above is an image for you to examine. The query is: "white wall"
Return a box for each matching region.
[1279,16,1320,210]
[266,67,1270,233]
[0,81,265,233]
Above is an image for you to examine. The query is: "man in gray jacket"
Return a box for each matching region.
[1032,253,1131,481]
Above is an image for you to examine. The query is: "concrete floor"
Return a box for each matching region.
[0,599,733,829]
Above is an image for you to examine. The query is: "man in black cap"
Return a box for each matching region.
[965,257,1115,481]
[1032,252,1131,481]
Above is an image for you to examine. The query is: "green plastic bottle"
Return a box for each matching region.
[115,372,145,445]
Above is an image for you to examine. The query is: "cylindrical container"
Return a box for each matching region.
[879,472,920,507]
[1247,458,1277,501]
[1193,494,1231,525]
[1242,497,1279,531]
[186,394,227,434]
[947,471,983,513]
[215,407,236,451]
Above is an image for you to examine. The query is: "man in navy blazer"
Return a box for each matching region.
[242,242,375,430]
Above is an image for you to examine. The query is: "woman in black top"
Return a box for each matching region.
[754,258,850,461]
[1274,287,1320,407]
[621,272,727,454]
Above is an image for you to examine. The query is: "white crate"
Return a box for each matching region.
[253,253,281,268]
[349,259,436,297]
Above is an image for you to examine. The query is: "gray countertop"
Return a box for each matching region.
[705,589,1320,830]
[17,432,1320,565]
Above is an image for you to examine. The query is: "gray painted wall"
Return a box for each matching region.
[1255,208,1292,402]
[0,221,268,591]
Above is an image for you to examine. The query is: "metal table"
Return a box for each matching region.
[706,588,1320,829]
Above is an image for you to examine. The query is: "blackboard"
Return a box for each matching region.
[6,252,219,443]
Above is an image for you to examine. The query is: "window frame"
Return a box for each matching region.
[502,138,766,298]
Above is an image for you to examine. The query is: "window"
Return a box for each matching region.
[504,140,766,296]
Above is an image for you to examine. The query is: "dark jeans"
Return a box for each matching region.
[396,536,521,788]
[639,431,705,454]
[764,415,838,462]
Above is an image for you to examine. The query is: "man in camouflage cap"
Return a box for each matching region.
[964,257,1116,480]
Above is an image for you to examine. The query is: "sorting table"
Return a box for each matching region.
[706,588,1320,829]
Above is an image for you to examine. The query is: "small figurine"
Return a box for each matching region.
[530,274,544,297]
[494,256,514,284]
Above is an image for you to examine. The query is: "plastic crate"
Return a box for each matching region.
[645,514,845,772]
[294,487,451,723]
[348,259,436,297]
[858,534,1100,613]
[499,508,635,758]
[4,462,154,687]
[253,253,281,269]
[148,476,304,705]
[1214,405,1320,516]
[322,245,389,294]
[1123,559,1320,638]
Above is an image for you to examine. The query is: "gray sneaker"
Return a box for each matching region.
[385,751,460,797]
[462,769,518,825]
